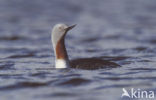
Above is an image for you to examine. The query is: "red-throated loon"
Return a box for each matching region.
[51,23,120,69]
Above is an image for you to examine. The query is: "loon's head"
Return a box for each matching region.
[52,24,76,47]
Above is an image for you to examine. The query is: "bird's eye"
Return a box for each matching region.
[58,26,62,30]
[58,26,64,30]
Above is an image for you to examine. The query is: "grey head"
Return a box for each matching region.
[51,23,76,48]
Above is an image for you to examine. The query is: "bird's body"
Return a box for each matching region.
[51,23,120,69]
[71,58,119,70]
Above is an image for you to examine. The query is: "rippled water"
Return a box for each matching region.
[0,0,156,100]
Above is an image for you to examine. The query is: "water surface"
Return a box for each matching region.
[0,0,156,100]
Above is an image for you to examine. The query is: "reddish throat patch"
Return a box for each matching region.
[55,38,68,59]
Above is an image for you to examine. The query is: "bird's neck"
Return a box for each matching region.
[54,38,70,68]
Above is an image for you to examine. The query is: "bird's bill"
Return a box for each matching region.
[65,24,76,31]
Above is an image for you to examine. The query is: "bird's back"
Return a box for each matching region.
[70,58,120,70]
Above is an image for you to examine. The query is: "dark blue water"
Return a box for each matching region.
[0,0,156,100]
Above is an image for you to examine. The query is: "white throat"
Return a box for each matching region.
[55,59,70,68]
